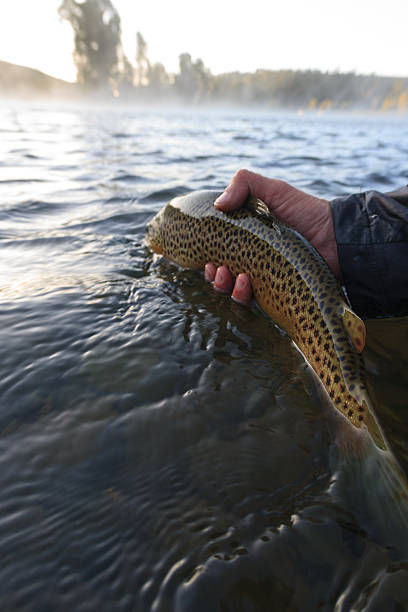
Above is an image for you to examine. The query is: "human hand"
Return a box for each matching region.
[204,263,253,304]
[205,169,341,302]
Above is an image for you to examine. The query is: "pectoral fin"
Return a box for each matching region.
[343,307,366,353]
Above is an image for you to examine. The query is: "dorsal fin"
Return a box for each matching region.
[343,307,366,353]
[246,197,281,232]
[246,196,271,217]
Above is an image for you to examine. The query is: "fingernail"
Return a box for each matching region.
[214,191,230,207]
[234,274,246,290]
[204,262,216,281]
[232,274,245,300]
[214,266,226,286]
[214,265,234,293]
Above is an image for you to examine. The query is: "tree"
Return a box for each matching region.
[135,31,150,86]
[148,62,171,96]
[58,0,129,92]
[175,53,211,102]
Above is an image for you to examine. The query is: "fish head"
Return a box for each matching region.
[145,208,165,254]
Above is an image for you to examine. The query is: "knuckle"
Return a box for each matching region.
[234,168,250,181]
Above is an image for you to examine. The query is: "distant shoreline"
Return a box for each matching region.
[1,59,408,112]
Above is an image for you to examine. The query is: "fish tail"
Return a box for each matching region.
[331,424,408,559]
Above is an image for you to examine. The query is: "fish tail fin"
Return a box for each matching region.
[331,425,408,559]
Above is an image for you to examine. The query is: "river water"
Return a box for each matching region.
[0,101,407,611]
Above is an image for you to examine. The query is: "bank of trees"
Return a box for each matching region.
[58,1,208,101]
[58,0,408,110]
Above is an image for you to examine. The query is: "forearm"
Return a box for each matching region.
[330,187,408,318]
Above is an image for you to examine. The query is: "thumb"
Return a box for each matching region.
[214,169,252,211]
[214,169,287,212]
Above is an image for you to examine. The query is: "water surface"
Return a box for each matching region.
[0,102,407,610]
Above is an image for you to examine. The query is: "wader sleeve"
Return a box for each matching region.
[330,187,408,318]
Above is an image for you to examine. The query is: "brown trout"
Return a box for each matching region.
[146,189,408,556]
[146,190,386,449]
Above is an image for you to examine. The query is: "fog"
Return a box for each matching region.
[1,0,407,112]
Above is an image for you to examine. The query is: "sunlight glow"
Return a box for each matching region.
[0,0,407,82]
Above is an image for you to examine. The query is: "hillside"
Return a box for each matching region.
[0,60,75,98]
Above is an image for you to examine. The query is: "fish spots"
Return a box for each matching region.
[155,193,374,436]
[343,308,366,353]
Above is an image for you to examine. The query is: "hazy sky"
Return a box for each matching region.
[0,0,407,82]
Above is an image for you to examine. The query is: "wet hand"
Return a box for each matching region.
[204,263,253,305]
[205,169,342,303]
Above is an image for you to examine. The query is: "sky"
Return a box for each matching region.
[0,0,407,82]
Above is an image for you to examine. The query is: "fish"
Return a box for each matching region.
[146,189,408,556]
[146,190,383,445]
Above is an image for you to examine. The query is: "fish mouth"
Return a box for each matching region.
[145,212,164,254]
[145,221,156,248]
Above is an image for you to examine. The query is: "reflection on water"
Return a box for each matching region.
[0,102,407,610]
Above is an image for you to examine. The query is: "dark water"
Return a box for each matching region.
[1,101,408,611]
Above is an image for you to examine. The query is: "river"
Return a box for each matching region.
[0,101,407,611]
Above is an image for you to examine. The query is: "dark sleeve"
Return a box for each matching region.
[330,187,408,318]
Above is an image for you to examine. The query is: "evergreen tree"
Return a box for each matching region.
[59,0,129,91]
[135,32,150,86]
[176,53,210,102]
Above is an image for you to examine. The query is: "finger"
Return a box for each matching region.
[231,273,252,305]
[213,265,234,293]
[214,169,283,212]
[214,169,252,211]
[204,262,217,281]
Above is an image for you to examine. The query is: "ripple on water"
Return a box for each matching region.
[364,171,394,186]
[0,264,333,609]
[140,186,191,203]
[0,198,64,219]
[1,105,408,610]
[111,172,153,183]
[0,360,333,610]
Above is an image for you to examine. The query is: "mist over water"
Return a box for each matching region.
[0,101,408,610]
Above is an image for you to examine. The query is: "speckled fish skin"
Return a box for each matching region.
[146,190,385,449]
